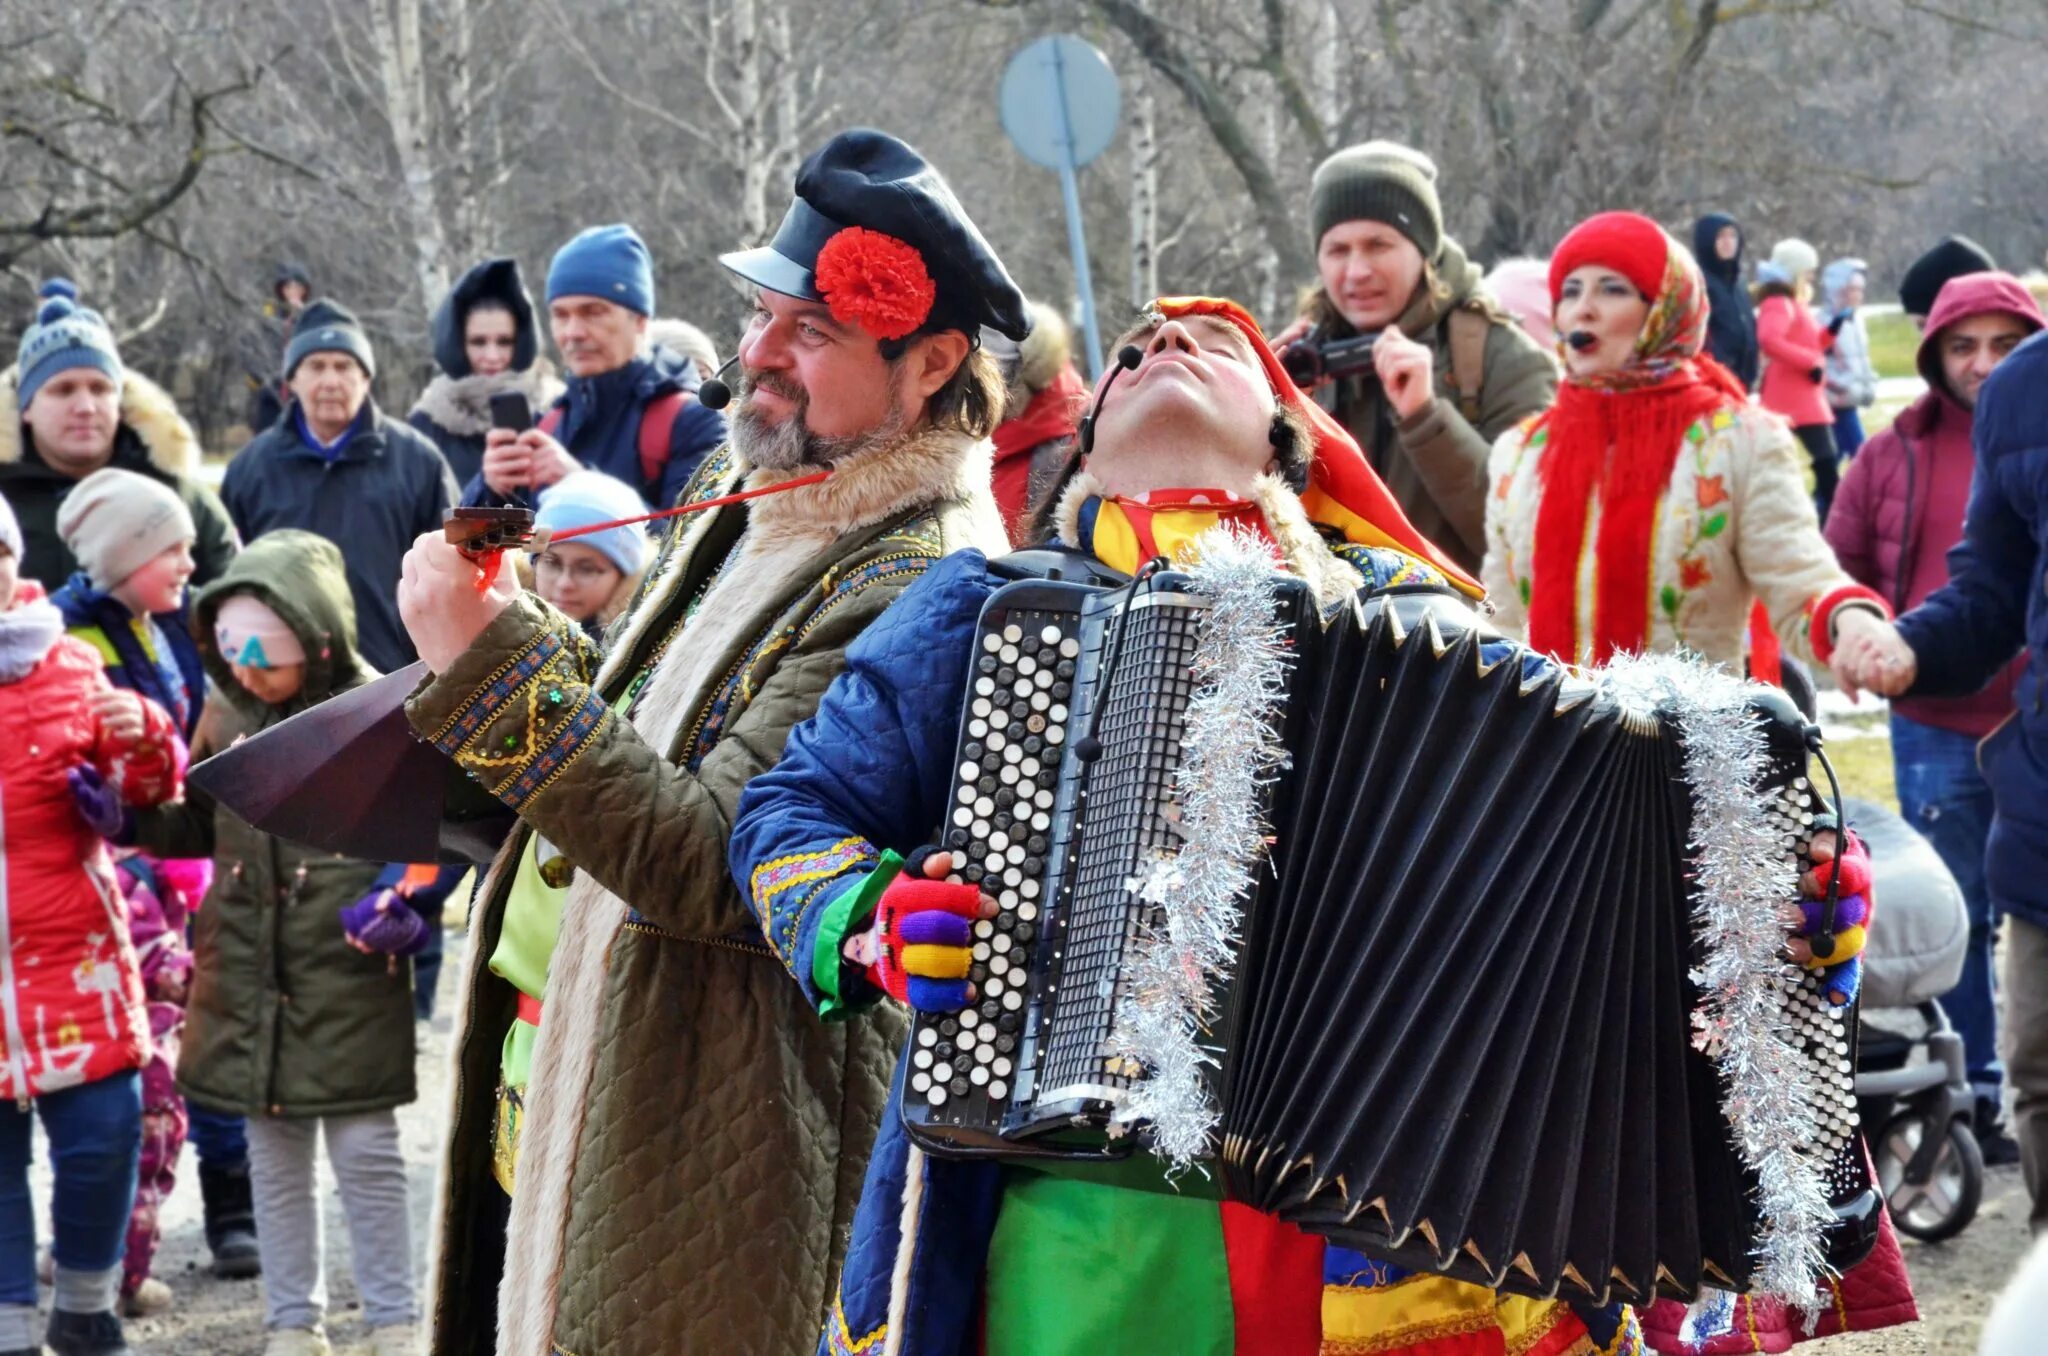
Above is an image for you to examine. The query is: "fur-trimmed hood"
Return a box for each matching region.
[408,363,565,439]
[0,364,199,478]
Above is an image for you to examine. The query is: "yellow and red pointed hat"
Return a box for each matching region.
[1145,296,1481,596]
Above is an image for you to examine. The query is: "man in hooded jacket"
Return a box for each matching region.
[1693,212,1759,389]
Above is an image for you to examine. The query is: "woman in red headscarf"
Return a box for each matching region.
[1484,214,1918,1352]
[1482,212,1888,680]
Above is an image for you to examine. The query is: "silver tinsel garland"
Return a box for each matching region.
[1605,653,1835,1309]
[1110,526,1292,1169]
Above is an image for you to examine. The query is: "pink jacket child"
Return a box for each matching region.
[0,573,182,1099]
[1825,271,2046,737]
[111,856,198,1301]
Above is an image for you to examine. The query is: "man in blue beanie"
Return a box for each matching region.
[467,223,725,513]
[221,298,457,673]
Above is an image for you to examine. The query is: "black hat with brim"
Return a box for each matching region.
[720,128,1030,343]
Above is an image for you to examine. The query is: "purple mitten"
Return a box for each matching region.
[67,765,129,840]
[339,889,430,957]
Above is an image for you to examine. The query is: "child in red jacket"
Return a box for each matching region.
[0,493,180,1356]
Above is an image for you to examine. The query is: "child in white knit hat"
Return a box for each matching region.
[51,467,217,1319]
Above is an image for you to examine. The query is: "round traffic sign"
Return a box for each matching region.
[1000,35,1121,171]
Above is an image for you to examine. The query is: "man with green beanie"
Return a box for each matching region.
[1277,140,1556,572]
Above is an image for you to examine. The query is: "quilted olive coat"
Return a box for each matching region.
[407,431,1009,1356]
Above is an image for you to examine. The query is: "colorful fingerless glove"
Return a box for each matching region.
[1795,822,1872,1006]
[871,846,981,1013]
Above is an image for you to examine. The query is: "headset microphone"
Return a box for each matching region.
[1565,330,1599,352]
[1076,346,1145,455]
[696,354,744,411]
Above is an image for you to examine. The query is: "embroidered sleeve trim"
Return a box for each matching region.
[757,835,876,929]
[498,691,609,811]
[430,629,565,754]
[826,1295,887,1356]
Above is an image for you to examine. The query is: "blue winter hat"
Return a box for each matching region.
[547,224,655,317]
[284,298,377,380]
[17,281,123,411]
[533,470,652,577]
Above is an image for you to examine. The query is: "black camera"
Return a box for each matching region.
[1278,328,1382,389]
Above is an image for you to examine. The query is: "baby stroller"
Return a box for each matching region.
[1848,793,1984,1243]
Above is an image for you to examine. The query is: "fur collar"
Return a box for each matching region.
[740,425,1001,542]
[0,366,199,477]
[1051,469,1361,607]
[408,364,564,437]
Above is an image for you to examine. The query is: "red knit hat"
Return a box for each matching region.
[1146,296,1481,596]
[1547,211,1671,303]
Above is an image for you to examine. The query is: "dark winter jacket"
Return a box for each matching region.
[132,531,416,1118]
[1303,238,1558,573]
[1895,329,2048,931]
[51,574,206,741]
[220,399,457,674]
[0,367,238,591]
[460,345,725,511]
[1694,213,1760,390]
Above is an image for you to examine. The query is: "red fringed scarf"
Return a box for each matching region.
[1526,221,1750,664]
[1525,373,1742,662]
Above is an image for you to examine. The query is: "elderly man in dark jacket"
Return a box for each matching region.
[464,223,725,511]
[221,299,457,674]
[1833,327,2048,1232]
[1693,212,1759,389]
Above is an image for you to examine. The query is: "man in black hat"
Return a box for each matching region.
[1900,235,1998,329]
[392,128,1027,1356]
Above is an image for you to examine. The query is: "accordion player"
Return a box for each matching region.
[732,298,1886,1356]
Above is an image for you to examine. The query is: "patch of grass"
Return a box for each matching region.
[1823,729,1898,813]
[1866,310,1920,382]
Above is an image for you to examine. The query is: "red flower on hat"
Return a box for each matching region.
[814,227,936,341]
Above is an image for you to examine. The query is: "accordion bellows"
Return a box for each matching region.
[901,562,1880,1308]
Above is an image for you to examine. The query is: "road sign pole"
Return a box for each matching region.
[1047,40,1105,379]
[1000,34,1119,380]
[1057,160,1104,380]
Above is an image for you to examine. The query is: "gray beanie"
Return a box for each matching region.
[1308,141,1444,262]
[284,298,377,380]
[55,467,195,591]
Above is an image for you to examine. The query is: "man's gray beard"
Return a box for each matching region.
[732,385,912,471]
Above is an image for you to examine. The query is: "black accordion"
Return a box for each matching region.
[900,561,1882,1306]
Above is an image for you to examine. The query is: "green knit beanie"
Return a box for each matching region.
[1308,141,1444,263]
